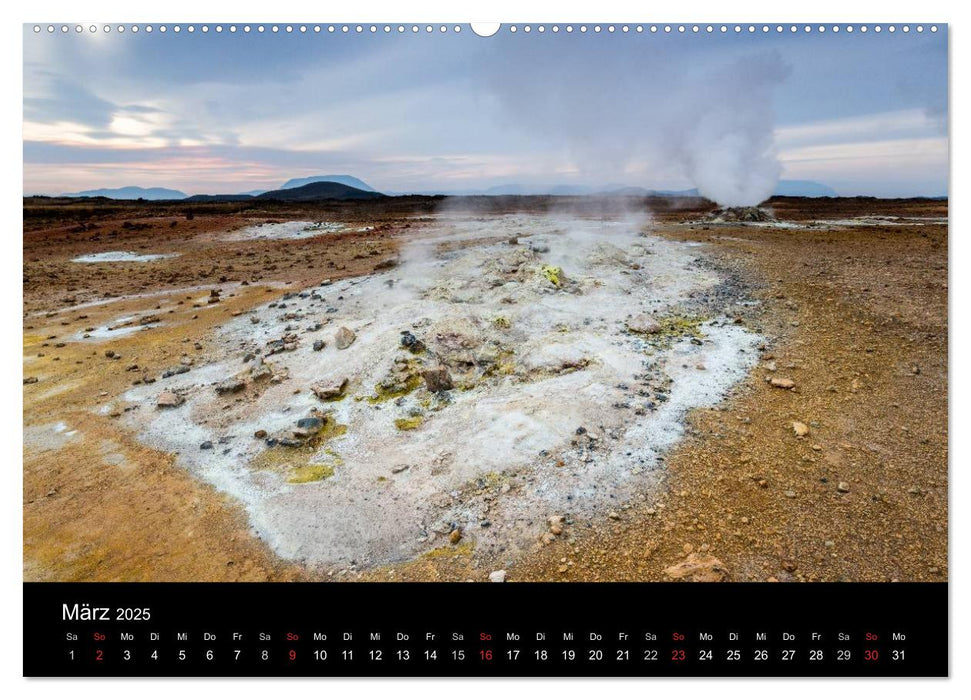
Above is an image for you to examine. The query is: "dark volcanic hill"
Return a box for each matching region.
[256,181,386,202]
[280,174,376,192]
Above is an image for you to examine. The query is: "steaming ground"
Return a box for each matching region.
[23,197,948,582]
[118,214,761,570]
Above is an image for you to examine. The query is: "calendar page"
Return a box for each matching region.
[22,19,948,678]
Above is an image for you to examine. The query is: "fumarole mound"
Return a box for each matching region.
[705,206,777,223]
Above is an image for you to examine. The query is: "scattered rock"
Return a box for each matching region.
[162,365,190,379]
[266,334,300,356]
[23,376,39,385]
[837,481,851,493]
[421,366,454,392]
[626,314,661,335]
[249,363,273,382]
[215,377,247,394]
[489,570,507,583]
[200,441,213,450]
[663,553,728,582]
[792,421,810,437]
[391,465,409,474]
[312,378,348,401]
[156,391,184,409]
[254,430,267,439]
[449,528,462,544]
[769,376,796,389]
[400,330,426,353]
[293,416,325,438]
[312,339,325,352]
[335,326,356,350]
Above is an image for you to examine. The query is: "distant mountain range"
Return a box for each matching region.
[390,180,840,198]
[60,177,841,201]
[772,180,839,197]
[62,185,188,200]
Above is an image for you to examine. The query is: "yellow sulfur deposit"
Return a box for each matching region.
[394,416,424,431]
[541,264,562,287]
[287,464,335,484]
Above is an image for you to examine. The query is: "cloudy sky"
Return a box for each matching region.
[23,24,948,197]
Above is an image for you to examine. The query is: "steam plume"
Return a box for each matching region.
[667,53,791,206]
[486,44,791,207]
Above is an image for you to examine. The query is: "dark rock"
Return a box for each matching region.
[215,377,247,394]
[296,417,324,430]
[400,330,427,354]
[161,365,190,379]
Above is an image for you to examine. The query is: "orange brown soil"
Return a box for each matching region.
[24,199,413,581]
[23,196,947,582]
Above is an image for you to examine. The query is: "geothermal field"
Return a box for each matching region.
[23,196,948,583]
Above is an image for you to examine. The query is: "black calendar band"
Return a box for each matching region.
[23,582,948,677]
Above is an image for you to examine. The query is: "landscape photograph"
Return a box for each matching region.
[23,24,947,584]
